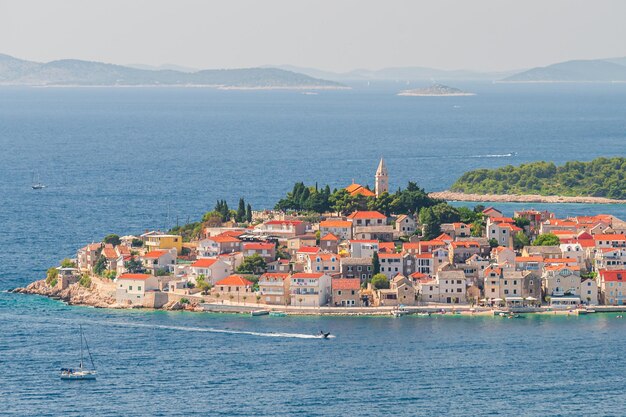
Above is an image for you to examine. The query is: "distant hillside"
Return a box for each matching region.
[451,157,626,200]
[0,54,344,88]
[266,64,515,82]
[502,58,626,83]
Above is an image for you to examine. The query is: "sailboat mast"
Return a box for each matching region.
[83,329,96,370]
[79,325,84,369]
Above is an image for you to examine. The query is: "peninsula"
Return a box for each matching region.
[397,83,475,96]
[450,157,626,200]
[15,158,626,316]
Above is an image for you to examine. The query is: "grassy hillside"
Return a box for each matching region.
[450,157,626,199]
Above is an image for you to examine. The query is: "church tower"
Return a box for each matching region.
[375,157,388,197]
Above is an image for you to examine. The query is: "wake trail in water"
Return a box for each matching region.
[100,320,335,339]
[469,152,516,158]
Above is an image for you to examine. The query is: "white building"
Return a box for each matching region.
[115,273,159,305]
[289,273,332,307]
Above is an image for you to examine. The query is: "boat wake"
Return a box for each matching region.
[470,152,515,158]
[104,321,335,339]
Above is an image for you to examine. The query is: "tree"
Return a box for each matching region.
[371,273,390,290]
[46,267,58,286]
[202,211,223,227]
[124,258,144,273]
[103,234,121,246]
[131,238,144,247]
[419,207,441,240]
[196,275,211,294]
[79,274,92,288]
[236,198,246,223]
[60,258,76,268]
[513,217,530,229]
[534,233,560,246]
[372,252,380,274]
[488,238,499,248]
[236,254,267,274]
[93,255,107,276]
[513,231,530,250]
[246,203,253,223]
[214,200,230,222]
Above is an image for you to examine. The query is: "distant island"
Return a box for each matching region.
[0,53,346,89]
[450,157,626,200]
[397,84,475,97]
[501,58,626,83]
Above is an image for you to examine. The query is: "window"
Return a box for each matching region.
[129,286,133,290]
[138,286,142,291]
[338,290,342,295]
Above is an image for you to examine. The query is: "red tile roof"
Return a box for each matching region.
[143,250,169,259]
[321,233,340,241]
[260,273,290,280]
[218,230,245,238]
[215,275,253,286]
[594,234,626,241]
[191,258,218,268]
[332,278,361,290]
[102,247,118,259]
[265,220,303,226]
[320,220,352,228]
[244,242,275,250]
[297,246,321,254]
[292,272,326,279]
[599,269,626,282]
[208,235,241,243]
[118,273,154,280]
[347,211,386,220]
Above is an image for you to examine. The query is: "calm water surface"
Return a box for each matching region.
[1,84,626,415]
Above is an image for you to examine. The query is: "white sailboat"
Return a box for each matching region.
[60,325,97,381]
[31,172,46,190]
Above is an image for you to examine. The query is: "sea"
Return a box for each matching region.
[1,82,626,416]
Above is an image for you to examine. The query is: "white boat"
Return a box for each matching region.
[31,172,46,190]
[250,310,269,317]
[391,306,410,317]
[60,325,97,381]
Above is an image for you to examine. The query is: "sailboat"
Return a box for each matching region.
[31,172,46,190]
[60,325,97,381]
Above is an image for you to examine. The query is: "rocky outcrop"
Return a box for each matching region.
[13,277,117,308]
[429,191,626,205]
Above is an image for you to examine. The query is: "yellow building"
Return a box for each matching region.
[143,233,183,254]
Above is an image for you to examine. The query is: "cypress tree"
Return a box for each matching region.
[246,203,252,223]
[236,198,246,223]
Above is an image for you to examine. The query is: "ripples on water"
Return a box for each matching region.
[1,84,626,415]
[2,294,626,416]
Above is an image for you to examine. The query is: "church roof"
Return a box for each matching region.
[345,183,376,197]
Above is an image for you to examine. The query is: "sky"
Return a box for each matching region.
[1,0,626,72]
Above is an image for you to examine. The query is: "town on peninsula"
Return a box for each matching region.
[15,158,626,317]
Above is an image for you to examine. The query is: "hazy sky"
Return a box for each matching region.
[1,0,626,72]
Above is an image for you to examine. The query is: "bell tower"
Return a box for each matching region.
[375,157,388,197]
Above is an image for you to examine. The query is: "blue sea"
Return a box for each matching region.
[1,83,626,415]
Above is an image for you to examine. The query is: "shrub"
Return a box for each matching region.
[79,275,92,288]
[180,298,190,305]
[46,267,58,285]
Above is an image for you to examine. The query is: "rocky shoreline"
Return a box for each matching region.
[429,190,626,204]
[12,278,202,312]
